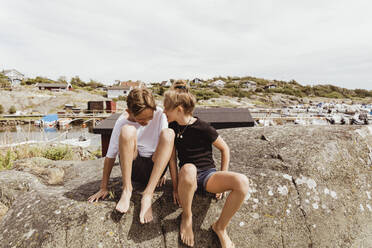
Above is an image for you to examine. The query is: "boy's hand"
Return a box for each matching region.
[88,188,109,202]
[173,190,180,206]
[157,175,166,187]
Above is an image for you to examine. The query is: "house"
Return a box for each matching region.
[107,86,132,99]
[210,79,226,87]
[191,78,203,84]
[2,69,24,87]
[160,80,172,87]
[36,83,72,91]
[263,84,277,90]
[241,80,257,90]
[119,81,145,89]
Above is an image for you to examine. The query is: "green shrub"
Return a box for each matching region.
[42,146,69,160]
[324,92,344,99]
[0,104,4,114]
[0,150,16,170]
[117,95,127,101]
[8,106,16,114]
[191,89,220,101]
[255,88,264,93]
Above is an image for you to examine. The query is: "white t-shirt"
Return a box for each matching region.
[106,107,168,158]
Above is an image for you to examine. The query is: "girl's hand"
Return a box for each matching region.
[173,190,180,206]
[215,192,226,200]
[157,175,166,187]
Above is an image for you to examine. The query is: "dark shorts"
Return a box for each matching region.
[196,167,217,191]
[130,155,168,185]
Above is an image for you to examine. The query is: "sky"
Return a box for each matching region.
[1,0,372,89]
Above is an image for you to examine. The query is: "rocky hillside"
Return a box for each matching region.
[0,87,124,115]
[0,125,371,247]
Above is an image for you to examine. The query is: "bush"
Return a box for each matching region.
[324,92,344,99]
[117,95,127,101]
[191,89,220,101]
[8,106,16,114]
[42,145,70,160]
[0,150,16,170]
[0,104,3,114]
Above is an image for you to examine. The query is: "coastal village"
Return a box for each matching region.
[1,69,371,129]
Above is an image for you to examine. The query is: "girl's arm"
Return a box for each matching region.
[213,136,230,171]
[169,146,180,205]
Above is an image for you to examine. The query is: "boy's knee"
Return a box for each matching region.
[160,128,175,142]
[120,125,137,141]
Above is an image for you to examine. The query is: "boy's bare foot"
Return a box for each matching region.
[180,213,194,247]
[212,222,235,248]
[139,194,153,224]
[115,189,132,213]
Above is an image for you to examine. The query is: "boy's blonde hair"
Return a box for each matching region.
[164,80,196,115]
[127,88,156,116]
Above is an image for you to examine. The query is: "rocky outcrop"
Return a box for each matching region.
[1,125,372,247]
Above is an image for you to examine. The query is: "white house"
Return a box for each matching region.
[242,80,257,90]
[160,80,172,87]
[210,79,225,87]
[191,78,203,84]
[264,84,277,90]
[2,69,24,87]
[107,86,132,99]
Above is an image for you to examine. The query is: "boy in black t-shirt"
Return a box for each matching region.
[164,81,250,248]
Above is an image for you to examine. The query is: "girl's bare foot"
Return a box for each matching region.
[212,222,235,248]
[139,194,153,224]
[116,189,132,213]
[180,212,194,247]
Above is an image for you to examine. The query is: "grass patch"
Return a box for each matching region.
[0,144,78,171]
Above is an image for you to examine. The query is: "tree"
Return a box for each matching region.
[9,106,16,114]
[0,73,10,88]
[0,104,4,114]
[70,76,86,87]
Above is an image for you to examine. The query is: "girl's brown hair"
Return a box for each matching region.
[164,80,196,115]
[127,88,156,116]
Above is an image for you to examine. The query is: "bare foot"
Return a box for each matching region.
[180,212,194,247]
[212,222,235,248]
[115,189,132,213]
[139,194,153,224]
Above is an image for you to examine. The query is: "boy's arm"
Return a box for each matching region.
[88,157,116,202]
[169,147,180,205]
[100,157,116,189]
[212,136,230,171]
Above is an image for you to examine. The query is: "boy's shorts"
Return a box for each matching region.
[196,167,217,191]
[130,155,168,185]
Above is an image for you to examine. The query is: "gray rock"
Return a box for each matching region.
[1,125,372,247]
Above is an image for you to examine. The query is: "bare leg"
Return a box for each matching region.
[116,125,137,213]
[205,172,249,248]
[178,163,197,247]
[140,128,174,224]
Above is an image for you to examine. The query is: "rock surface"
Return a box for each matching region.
[1,125,372,247]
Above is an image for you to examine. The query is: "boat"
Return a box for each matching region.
[57,118,72,129]
[35,114,59,128]
[60,137,91,148]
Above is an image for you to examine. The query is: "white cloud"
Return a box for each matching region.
[1,0,371,89]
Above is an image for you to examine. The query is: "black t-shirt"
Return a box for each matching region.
[169,118,219,170]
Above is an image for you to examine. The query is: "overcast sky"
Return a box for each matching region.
[1,0,372,89]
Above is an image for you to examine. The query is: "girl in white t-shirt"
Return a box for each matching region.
[88,88,175,224]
